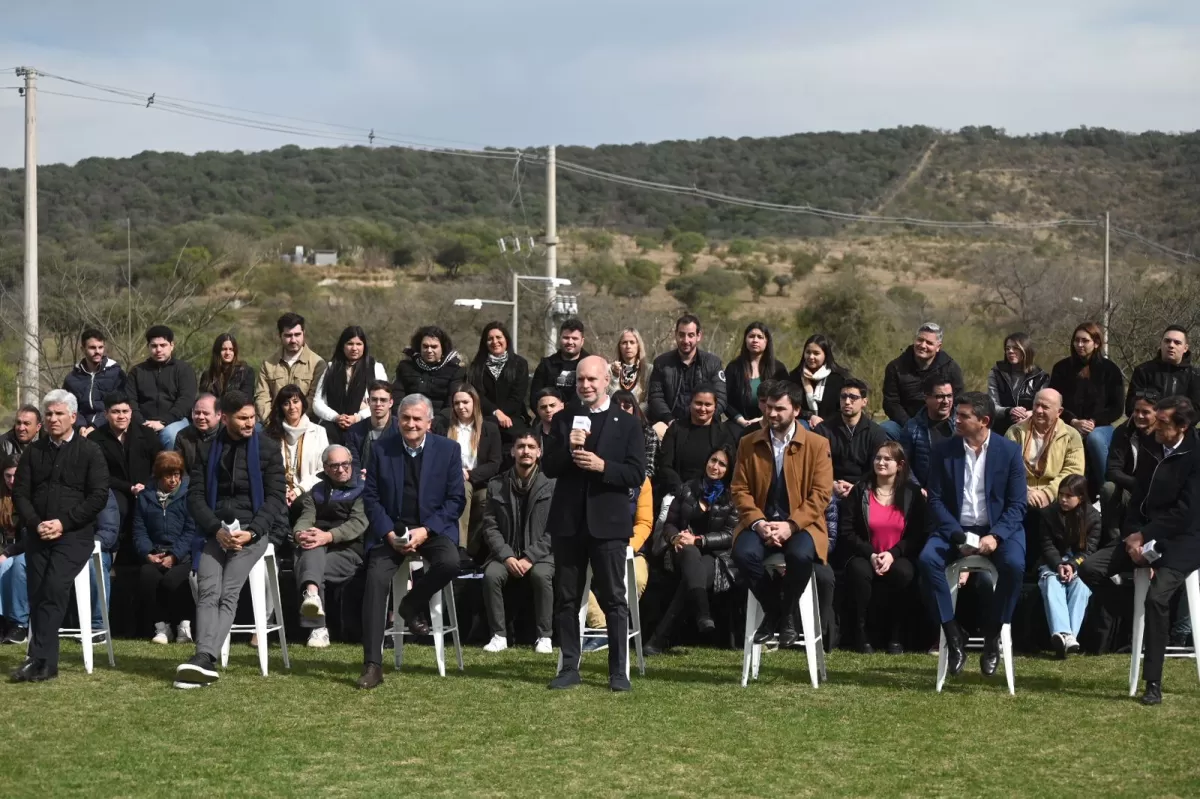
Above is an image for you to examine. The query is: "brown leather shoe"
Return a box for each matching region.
[356,663,384,690]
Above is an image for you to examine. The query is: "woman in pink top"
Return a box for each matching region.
[840,441,927,654]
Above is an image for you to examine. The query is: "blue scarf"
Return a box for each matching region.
[701,478,726,506]
[206,429,265,515]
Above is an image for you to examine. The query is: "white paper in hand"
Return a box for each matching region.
[572,416,592,433]
[962,532,981,550]
[221,520,242,534]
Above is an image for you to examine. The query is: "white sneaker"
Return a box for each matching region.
[173,680,210,690]
[535,637,553,654]
[176,620,193,644]
[152,622,171,645]
[1064,633,1081,654]
[300,591,325,620]
[483,634,509,653]
[307,627,331,648]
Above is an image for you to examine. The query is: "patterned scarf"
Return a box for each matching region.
[701,477,726,506]
[411,349,460,373]
[487,350,510,380]
[618,360,641,391]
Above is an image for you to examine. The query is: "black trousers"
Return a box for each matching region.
[554,534,629,678]
[844,554,916,638]
[361,534,460,666]
[1089,542,1189,683]
[26,532,95,671]
[137,561,195,629]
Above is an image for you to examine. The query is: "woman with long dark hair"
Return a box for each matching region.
[726,322,788,429]
[1037,474,1099,657]
[840,441,927,654]
[656,384,734,500]
[789,333,850,427]
[613,389,659,480]
[266,384,329,508]
[312,325,388,443]
[987,332,1050,435]
[197,333,255,400]
[393,325,466,414]
[434,382,502,551]
[466,322,530,443]
[1049,322,1125,494]
[644,444,739,654]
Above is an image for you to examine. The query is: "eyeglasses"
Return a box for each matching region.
[839,393,863,401]
[325,461,353,471]
[931,393,954,401]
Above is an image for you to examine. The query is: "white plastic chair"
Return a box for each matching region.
[936,555,1014,694]
[189,542,291,676]
[36,541,116,674]
[1128,568,1200,696]
[557,545,645,680]
[387,556,463,677]
[741,554,824,688]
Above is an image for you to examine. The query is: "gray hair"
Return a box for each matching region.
[42,388,78,415]
[917,322,944,342]
[321,444,351,464]
[398,393,433,420]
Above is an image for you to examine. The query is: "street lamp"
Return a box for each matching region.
[454,274,571,356]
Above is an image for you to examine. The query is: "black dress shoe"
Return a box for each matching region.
[696,616,716,635]
[856,641,875,655]
[778,614,799,648]
[945,638,967,676]
[752,610,780,645]
[886,641,904,655]
[642,638,667,657]
[980,637,1000,677]
[609,673,632,692]
[398,598,432,636]
[356,663,384,690]
[1141,681,1162,706]
[548,669,582,690]
[10,657,43,683]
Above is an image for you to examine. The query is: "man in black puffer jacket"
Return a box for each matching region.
[1125,326,1200,417]
[10,390,110,683]
[529,318,590,407]
[127,325,197,451]
[881,322,965,440]
[647,314,727,426]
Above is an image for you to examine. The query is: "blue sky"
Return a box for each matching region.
[1,0,1198,167]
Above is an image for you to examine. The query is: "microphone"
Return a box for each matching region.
[571,414,592,452]
[950,530,981,550]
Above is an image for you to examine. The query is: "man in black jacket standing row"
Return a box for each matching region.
[10,390,111,683]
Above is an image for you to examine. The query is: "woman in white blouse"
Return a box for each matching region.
[435,383,502,552]
[312,325,388,444]
[266,384,329,510]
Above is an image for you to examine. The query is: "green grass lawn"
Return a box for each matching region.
[2,639,1199,797]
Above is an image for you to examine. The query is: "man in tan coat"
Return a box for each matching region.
[255,312,327,421]
[1004,389,1085,509]
[732,381,833,648]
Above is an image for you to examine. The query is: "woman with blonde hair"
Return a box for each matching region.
[435,382,502,551]
[987,332,1049,435]
[608,328,651,408]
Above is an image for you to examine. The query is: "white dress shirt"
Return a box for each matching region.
[770,421,797,476]
[960,436,990,528]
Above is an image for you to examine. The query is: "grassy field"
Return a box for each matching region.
[3,640,1199,798]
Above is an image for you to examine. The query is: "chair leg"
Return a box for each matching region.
[627,555,645,678]
[446,583,464,672]
[1185,570,1200,685]
[741,592,762,687]
[266,552,290,670]
[798,578,819,689]
[430,581,447,678]
[1129,569,1150,696]
[93,550,115,668]
[221,633,231,668]
[392,565,410,671]
[936,565,964,693]
[75,564,94,675]
[248,557,270,677]
[1001,624,1015,695]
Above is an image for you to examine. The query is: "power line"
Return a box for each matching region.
[1111,226,1200,263]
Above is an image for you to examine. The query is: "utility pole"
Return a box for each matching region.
[127,217,133,350]
[544,144,558,357]
[17,67,38,406]
[1103,211,1111,357]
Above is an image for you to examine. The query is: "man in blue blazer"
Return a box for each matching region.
[919,392,1027,679]
[357,393,465,690]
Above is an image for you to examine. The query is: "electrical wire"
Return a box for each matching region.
[1110,226,1199,263]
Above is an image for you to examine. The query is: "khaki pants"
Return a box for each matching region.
[585,554,648,629]
[457,487,487,550]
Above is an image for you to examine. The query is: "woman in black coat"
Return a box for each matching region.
[466,322,530,446]
[839,441,927,654]
[644,444,738,654]
[433,383,502,553]
[393,325,466,415]
[725,322,789,430]
[789,333,851,427]
[987,331,1050,435]
[655,385,734,503]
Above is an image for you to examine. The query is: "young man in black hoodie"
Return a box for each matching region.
[529,319,589,407]
[814,377,889,500]
[1125,326,1200,416]
[175,390,287,687]
[127,325,197,451]
[880,323,965,441]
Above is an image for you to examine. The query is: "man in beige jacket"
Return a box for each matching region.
[255,312,327,421]
[1004,388,1086,510]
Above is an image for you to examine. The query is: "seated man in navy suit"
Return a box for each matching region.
[918,392,1027,679]
[357,393,465,690]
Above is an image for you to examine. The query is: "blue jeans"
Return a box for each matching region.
[1083,425,1114,493]
[880,420,904,442]
[1038,565,1091,636]
[0,553,29,626]
[919,530,1025,629]
[158,419,191,450]
[88,551,113,629]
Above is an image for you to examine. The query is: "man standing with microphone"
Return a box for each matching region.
[544,355,645,692]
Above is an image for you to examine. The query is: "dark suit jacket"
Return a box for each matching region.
[1124,430,1200,574]
[363,432,465,551]
[90,423,162,501]
[542,400,645,540]
[927,432,1027,543]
